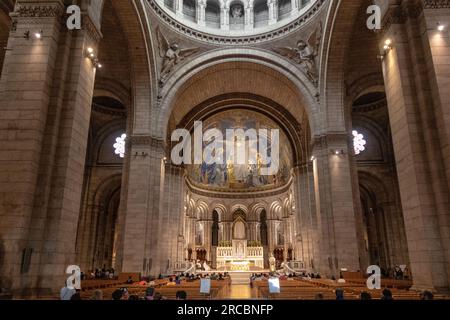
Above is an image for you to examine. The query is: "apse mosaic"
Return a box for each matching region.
[186,110,292,191]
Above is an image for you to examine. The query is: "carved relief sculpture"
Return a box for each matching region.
[273,23,323,86]
[156,27,199,86]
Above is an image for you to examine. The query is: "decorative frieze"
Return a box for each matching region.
[130,135,165,149]
[15,3,64,18]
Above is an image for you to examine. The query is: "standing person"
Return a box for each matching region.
[335,288,345,300]
[145,287,155,300]
[60,282,76,300]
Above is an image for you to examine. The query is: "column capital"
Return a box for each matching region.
[311,132,350,150]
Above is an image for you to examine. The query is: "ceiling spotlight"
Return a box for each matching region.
[87,47,94,54]
[97,64,102,69]
[385,39,392,46]
[310,156,316,161]
[437,23,445,31]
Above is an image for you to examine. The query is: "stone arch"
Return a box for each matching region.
[77,173,123,270]
[358,171,391,204]
[205,0,221,28]
[91,0,157,135]
[282,197,291,218]
[211,203,227,221]
[195,201,209,220]
[249,202,267,221]
[156,48,319,138]
[183,0,197,22]
[229,0,245,29]
[89,119,127,163]
[352,114,389,161]
[358,170,409,269]
[94,78,131,108]
[254,0,269,27]
[319,0,364,134]
[173,93,306,165]
[230,204,249,217]
[347,73,386,106]
[269,200,283,220]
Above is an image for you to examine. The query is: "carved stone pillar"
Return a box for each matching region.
[175,0,184,16]
[311,134,361,277]
[380,2,450,292]
[121,137,166,277]
[268,0,278,25]
[244,1,254,30]
[291,0,298,14]
[197,0,206,26]
[159,164,185,273]
[221,3,230,30]
[0,1,101,296]
[293,164,318,270]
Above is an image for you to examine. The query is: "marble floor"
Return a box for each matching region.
[229,285,253,299]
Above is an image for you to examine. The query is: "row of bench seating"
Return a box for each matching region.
[251,278,446,300]
[81,278,231,300]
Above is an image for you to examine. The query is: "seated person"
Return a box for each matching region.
[176,290,187,300]
[126,276,134,284]
[166,277,176,286]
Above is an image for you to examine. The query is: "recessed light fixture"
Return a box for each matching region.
[34,30,43,39]
[437,23,445,31]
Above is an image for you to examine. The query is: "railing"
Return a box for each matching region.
[282,260,306,274]
[173,261,196,274]
[217,247,233,258]
[247,246,263,257]
[217,246,263,259]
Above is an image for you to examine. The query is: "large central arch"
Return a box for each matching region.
[154,48,320,139]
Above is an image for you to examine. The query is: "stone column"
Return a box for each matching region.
[159,164,185,273]
[312,134,361,277]
[204,220,212,261]
[221,3,229,30]
[197,0,206,26]
[291,0,298,14]
[293,164,318,270]
[0,1,100,296]
[121,137,165,277]
[175,0,184,16]
[268,0,278,25]
[380,3,450,292]
[32,16,100,294]
[244,1,254,30]
[0,1,64,296]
